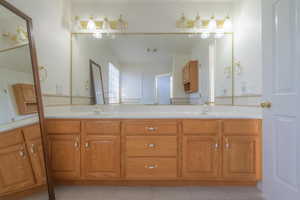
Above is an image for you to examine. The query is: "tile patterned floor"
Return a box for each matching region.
[25,186,265,200]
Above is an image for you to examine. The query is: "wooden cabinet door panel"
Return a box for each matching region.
[0,144,35,194]
[48,135,80,180]
[27,139,46,185]
[223,136,260,181]
[83,136,120,179]
[183,136,220,179]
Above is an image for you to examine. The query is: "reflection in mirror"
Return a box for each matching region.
[0,3,50,200]
[72,34,233,105]
[90,59,105,105]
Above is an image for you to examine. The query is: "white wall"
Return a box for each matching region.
[8,0,72,96]
[233,0,262,97]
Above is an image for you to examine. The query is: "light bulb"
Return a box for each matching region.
[87,17,96,31]
[224,16,232,31]
[194,13,202,29]
[201,32,210,39]
[102,18,111,30]
[178,13,187,29]
[208,16,217,31]
[93,30,102,39]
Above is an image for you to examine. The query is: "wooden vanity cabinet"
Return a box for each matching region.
[82,120,121,179]
[45,118,261,185]
[182,120,221,179]
[46,120,81,180]
[23,124,47,185]
[222,120,262,181]
[182,60,198,93]
[0,130,35,195]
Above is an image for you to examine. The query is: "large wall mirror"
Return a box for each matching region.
[0,1,54,199]
[71,33,234,105]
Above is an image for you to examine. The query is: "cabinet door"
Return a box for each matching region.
[27,139,46,185]
[182,136,220,179]
[82,136,120,179]
[223,136,260,181]
[48,135,81,180]
[21,84,36,102]
[0,144,35,195]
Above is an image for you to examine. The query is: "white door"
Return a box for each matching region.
[262,0,300,200]
[156,75,171,105]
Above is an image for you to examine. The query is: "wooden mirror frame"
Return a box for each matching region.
[90,59,106,105]
[0,1,55,199]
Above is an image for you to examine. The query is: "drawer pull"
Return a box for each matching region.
[19,150,25,157]
[30,144,36,154]
[146,143,156,148]
[85,142,90,148]
[74,141,80,148]
[147,127,157,131]
[214,143,219,150]
[225,137,230,149]
[145,164,158,169]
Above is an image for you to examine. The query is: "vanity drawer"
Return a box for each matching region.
[223,120,261,135]
[126,158,177,179]
[126,136,177,157]
[123,121,178,135]
[83,120,120,135]
[46,120,81,134]
[182,120,220,135]
[0,129,24,148]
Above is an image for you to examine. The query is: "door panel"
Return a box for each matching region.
[262,0,300,199]
[0,144,35,194]
[48,135,80,180]
[27,139,46,185]
[83,136,120,179]
[223,136,259,181]
[183,136,220,179]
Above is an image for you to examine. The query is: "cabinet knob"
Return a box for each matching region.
[147,127,157,131]
[225,137,230,149]
[146,144,156,148]
[19,150,26,157]
[214,143,219,150]
[85,142,90,148]
[30,144,36,154]
[145,164,158,169]
[74,141,80,148]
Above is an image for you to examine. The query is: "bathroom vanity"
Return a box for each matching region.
[45,107,262,186]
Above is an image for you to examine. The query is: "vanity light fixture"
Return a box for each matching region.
[224,15,232,31]
[194,13,202,29]
[87,16,96,31]
[208,16,217,31]
[116,15,128,32]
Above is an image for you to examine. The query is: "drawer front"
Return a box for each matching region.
[126,158,177,179]
[123,121,178,135]
[46,120,81,134]
[126,136,177,157]
[223,120,261,135]
[83,120,120,135]
[23,123,41,141]
[182,120,219,135]
[0,129,23,148]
